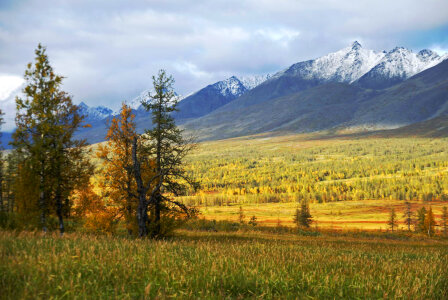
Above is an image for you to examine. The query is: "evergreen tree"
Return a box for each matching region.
[424,207,436,237]
[416,207,427,233]
[248,215,257,227]
[402,201,413,231]
[12,44,92,233]
[132,69,198,237]
[296,201,312,228]
[441,207,447,237]
[388,207,397,232]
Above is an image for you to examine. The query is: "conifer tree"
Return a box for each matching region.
[295,201,312,228]
[239,206,245,224]
[424,207,436,237]
[441,207,447,237]
[97,103,149,235]
[416,207,427,233]
[132,69,198,237]
[0,109,4,212]
[403,201,413,231]
[388,207,397,232]
[12,44,92,233]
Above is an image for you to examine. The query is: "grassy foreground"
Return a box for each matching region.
[1,230,447,299]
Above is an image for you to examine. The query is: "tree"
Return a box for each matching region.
[294,201,312,229]
[132,70,198,237]
[402,201,413,231]
[12,44,92,234]
[0,109,4,212]
[441,207,447,237]
[248,215,257,227]
[97,103,140,235]
[238,206,245,224]
[416,207,427,233]
[388,207,397,232]
[424,207,436,237]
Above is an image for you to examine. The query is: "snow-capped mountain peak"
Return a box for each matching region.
[279,41,386,83]
[238,74,272,90]
[78,101,113,121]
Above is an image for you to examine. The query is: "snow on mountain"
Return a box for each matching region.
[78,102,113,121]
[125,89,186,113]
[363,47,445,80]
[238,74,272,89]
[277,41,385,83]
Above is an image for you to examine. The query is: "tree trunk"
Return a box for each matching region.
[153,193,161,238]
[132,137,148,238]
[56,189,64,236]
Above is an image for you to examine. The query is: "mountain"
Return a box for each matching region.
[184,57,448,140]
[355,47,447,89]
[202,41,385,114]
[173,74,271,120]
[78,102,114,122]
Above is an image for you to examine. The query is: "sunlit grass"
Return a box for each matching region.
[1,230,447,299]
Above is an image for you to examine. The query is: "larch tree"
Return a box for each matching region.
[388,207,397,232]
[424,207,436,237]
[97,103,140,235]
[295,200,312,229]
[12,44,92,234]
[402,201,413,231]
[132,69,198,238]
[416,207,427,233]
[441,207,447,237]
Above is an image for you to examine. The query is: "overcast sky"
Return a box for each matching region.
[1,0,448,130]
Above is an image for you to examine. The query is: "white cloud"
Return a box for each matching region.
[0,75,23,101]
[0,0,446,114]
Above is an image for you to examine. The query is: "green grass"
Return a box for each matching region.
[1,230,447,299]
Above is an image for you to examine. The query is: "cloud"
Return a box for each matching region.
[0,0,447,115]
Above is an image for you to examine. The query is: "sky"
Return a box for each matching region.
[1,0,448,131]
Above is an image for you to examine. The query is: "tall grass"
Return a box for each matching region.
[1,230,447,299]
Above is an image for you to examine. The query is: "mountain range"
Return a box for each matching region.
[2,41,448,147]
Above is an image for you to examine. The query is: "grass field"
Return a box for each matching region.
[1,230,447,299]
[198,199,448,230]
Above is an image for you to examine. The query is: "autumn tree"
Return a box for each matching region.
[402,201,413,231]
[97,103,141,235]
[388,207,397,232]
[132,69,198,237]
[424,207,436,237]
[416,207,427,233]
[12,44,92,234]
[441,207,447,237]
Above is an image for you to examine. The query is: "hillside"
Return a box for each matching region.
[185,59,448,140]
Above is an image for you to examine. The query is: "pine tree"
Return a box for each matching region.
[424,207,436,237]
[403,201,413,231]
[12,44,92,233]
[388,207,397,232]
[132,69,198,237]
[441,207,447,237]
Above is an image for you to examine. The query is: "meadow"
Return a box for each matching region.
[1,230,447,299]
[175,134,448,230]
